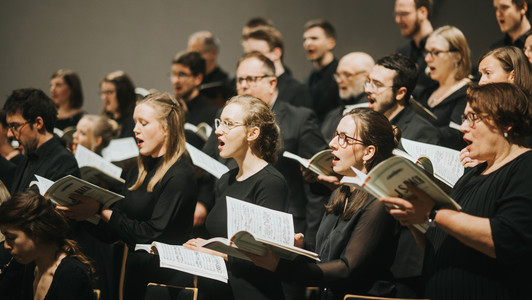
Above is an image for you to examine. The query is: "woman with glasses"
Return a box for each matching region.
[246,107,400,299]
[382,83,532,300]
[420,25,472,150]
[186,95,288,300]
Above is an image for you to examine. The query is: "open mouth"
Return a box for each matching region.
[136,138,144,147]
[218,138,225,149]
[331,153,339,164]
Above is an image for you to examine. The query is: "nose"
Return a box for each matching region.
[478,75,487,86]
[3,241,11,252]
[6,128,14,138]
[329,134,339,149]
[133,122,141,134]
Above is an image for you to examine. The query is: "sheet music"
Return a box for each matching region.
[226,197,294,246]
[101,137,139,162]
[75,145,123,178]
[185,143,229,179]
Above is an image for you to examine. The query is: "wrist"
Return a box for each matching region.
[426,207,439,227]
[97,203,104,215]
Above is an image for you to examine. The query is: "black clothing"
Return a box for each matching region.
[391,105,441,146]
[185,94,218,127]
[277,72,313,108]
[419,84,468,150]
[307,58,340,124]
[204,164,288,300]
[276,189,399,300]
[0,155,16,190]
[115,113,135,138]
[10,136,80,193]
[396,36,438,100]
[55,111,84,131]
[200,66,234,108]
[490,30,530,50]
[423,151,532,300]
[320,93,368,141]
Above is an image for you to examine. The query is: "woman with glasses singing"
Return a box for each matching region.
[186,95,288,300]
[246,107,400,299]
[420,25,472,150]
[382,83,532,300]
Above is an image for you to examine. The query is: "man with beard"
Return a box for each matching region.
[320,52,374,141]
[491,0,531,49]
[395,0,437,99]
[365,54,439,298]
[303,19,340,124]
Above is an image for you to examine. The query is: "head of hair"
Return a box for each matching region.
[129,92,186,192]
[237,52,276,76]
[326,108,400,219]
[303,19,336,39]
[0,191,94,275]
[244,26,285,54]
[188,31,220,53]
[480,46,532,95]
[224,95,281,164]
[512,0,530,18]
[467,83,532,146]
[376,53,419,102]
[429,25,472,80]
[3,88,57,133]
[0,110,7,128]
[245,17,274,29]
[172,51,206,77]
[100,71,136,119]
[79,114,119,155]
[51,69,84,109]
[414,0,433,20]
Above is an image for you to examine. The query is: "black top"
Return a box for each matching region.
[419,84,468,150]
[10,136,80,193]
[0,155,16,191]
[391,104,441,147]
[55,111,84,131]
[277,72,313,108]
[103,156,198,247]
[185,94,218,127]
[200,66,234,108]
[306,58,340,124]
[320,93,368,141]
[423,150,532,300]
[396,36,438,100]
[18,256,94,300]
[490,30,530,50]
[115,113,135,138]
[276,189,399,300]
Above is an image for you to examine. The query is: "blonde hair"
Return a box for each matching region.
[429,25,472,81]
[79,114,119,155]
[129,92,186,192]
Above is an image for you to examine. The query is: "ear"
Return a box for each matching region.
[362,145,376,162]
[33,116,45,131]
[417,5,428,21]
[246,126,260,142]
[194,74,203,86]
[94,136,103,148]
[521,2,528,15]
[394,87,407,102]
[268,77,278,93]
[508,70,515,82]
[271,47,283,61]
[327,37,336,51]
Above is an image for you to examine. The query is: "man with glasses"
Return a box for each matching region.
[321,52,374,140]
[3,88,80,193]
[394,0,437,99]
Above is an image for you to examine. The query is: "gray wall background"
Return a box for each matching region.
[0,0,500,113]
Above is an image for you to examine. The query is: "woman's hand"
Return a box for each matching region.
[56,194,100,221]
[379,184,436,226]
[301,167,341,190]
[459,148,482,168]
[183,238,228,259]
[242,246,280,272]
[294,233,304,248]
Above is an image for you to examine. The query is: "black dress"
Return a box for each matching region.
[275,188,399,300]
[203,164,289,300]
[423,150,532,300]
[55,111,84,131]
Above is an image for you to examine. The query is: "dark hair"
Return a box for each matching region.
[512,0,530,18]
[245,17,274,29]
[480,46,532,95]
[237,52,276,76]
[303,19,336,39]
[0,110,7,128]
[326,108,400,219]
[467,83,532,146]
[225,95,281,164]
[172,51,206,77]
[100,71,136,119]
[51,69,84,109]
[376,54,418,102]
[3,88,57,133]
[414,0,433,20]
[0,191,95,276]
[243,26,284,53]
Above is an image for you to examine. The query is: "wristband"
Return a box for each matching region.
[427,208,439,227]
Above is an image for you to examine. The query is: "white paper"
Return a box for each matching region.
[185,143,229,179]
[101,137,139,162]
[75,145,123,179]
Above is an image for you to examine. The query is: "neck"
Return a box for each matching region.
[412,22,433,47]
[384,104,405,120]
[35,245,63,274]
[37,131,54,149]
[184,89,200,102]
[206,61,216,75]
[234,149,268,181]
[509,18,531,42]
[274,60,285,77]
[438,73,462,88]
[313,52,334,70]
[484,144,529,174]
[57,105,80,119]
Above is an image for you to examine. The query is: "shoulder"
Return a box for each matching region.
[55,256,90,281]
[166,157,196,181]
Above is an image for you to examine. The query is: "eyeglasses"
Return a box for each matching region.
[461,112,488,127]
[214,118,247,133]
[333,131,365,147]
[423,49,457,59]
[236,75,273,86]
[7,121,30,133]
[364,79,395,93]
[170,72,194,80]
[333,71,367,81]
[99,90,116,96]
[394,11,415,18]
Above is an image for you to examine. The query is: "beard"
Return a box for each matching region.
[405,15,422,38]
[19,136,39,155]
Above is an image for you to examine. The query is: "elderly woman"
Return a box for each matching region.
[382,83,532,300]
[420,25,472,150]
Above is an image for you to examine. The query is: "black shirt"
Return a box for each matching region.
[55,111,84,131]
[185,94,218,127]
[320,93,368,141]
[277,72,313,108]
[391,104,441,147]
[307,58,340,124]
[200,66,234,108]
[490,30,531,50]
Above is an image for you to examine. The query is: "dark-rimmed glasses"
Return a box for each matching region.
[423,49,458,59]
[236,75,273,85]
[7,121,30,133]
[333,131,365,147]
[460,112,487,127]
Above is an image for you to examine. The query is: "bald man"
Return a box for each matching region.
[320,52,374,140]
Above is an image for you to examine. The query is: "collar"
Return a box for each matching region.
[28,136,60,161]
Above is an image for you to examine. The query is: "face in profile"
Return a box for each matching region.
[493,0,526,34]
[303,27,334,62]
[459,103,500,162]
[133,103,167,158]
[170,64,201,101]
[336,60,367,99]
[329,116,368,176]
[236,58,276,106]
[394,0,421,38]
[365,65,397,116]
[424,35,457,81]
[100,81,120,118]
[524,35,532,64]
[215,103,249,160]
[5,112,39,155]
[72,117,95,154]
[50,76,71,107]
[1,227,38,265]
[478,55,514,85]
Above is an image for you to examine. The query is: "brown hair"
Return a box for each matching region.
[100,70,136,119]
[224,95,281,164]
[480,46,532,95]
[51,69,84,109]
[467,83,532,146]
[237,52,276,76]
[129,92,187,192]
[326,108,400,219]
[243,26,284,53]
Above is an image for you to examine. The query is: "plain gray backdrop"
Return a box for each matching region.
[0,0,501,113]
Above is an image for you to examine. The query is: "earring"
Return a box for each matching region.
[504,132,508,138]
[363,160,366,166]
